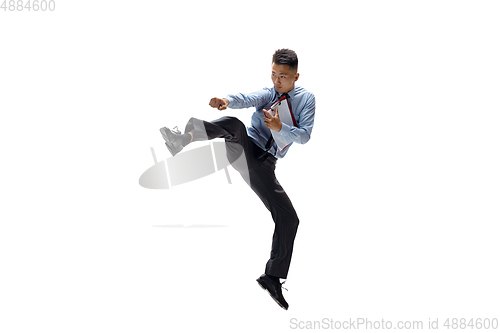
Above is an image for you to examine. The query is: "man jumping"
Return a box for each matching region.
[160,49,315,310]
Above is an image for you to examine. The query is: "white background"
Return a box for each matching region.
[1,0,499,332]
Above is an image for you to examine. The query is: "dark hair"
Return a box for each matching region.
[272,49,298,72]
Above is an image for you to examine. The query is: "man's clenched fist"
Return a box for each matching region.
[209,97,229,111]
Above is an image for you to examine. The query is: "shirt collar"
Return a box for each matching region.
[276,86,296,101]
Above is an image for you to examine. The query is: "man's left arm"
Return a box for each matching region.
[276,94,316,144]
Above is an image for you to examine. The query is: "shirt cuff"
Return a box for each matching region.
[225,96,234,108]
[279,122,291,136]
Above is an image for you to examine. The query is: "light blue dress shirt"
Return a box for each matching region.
[225,86,315,159]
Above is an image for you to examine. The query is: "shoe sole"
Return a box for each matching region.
[164,142,176,156]
[256,278,288,310]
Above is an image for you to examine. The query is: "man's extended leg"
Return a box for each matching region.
[161,116,255,177]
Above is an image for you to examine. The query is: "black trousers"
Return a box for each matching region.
[184,116,300,279]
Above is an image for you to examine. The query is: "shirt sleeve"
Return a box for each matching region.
[276,94,315,145]
[225,88,274,109]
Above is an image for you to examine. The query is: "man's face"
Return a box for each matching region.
[271,63,299,94]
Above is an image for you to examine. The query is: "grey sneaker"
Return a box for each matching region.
[159,126,184,156]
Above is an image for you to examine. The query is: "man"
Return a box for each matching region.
[160,49,315,310]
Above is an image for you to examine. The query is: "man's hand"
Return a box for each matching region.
[263,108,282,131]
[209,97,229,111]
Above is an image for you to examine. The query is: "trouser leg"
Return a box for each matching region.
[247,153,300,279]
[184,116,252,173]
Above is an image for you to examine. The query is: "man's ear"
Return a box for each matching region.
[294,72,300,82]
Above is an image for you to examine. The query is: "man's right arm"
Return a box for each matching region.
[209,88,273,111]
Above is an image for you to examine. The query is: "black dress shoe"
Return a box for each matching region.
[159,126,184,156]
[256,274,289,310]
